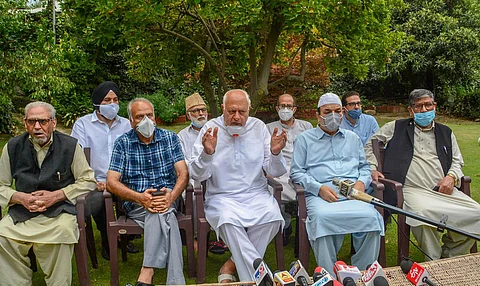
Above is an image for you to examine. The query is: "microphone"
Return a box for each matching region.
[253,258,274,286]
[332,178,383,204]
[362,260,388,286]
[342,277,356,286]
[273,270,296,286]
[373,276,390,286]
[400,259,436,286]
[333,261,362,283]
[288,260,312,285]
[312,266,334,286]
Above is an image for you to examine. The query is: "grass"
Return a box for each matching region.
[0,114,479,285]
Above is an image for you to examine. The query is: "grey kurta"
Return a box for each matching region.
[365,121,480,233]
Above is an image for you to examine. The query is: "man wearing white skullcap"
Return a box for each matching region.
[290,92,384,274]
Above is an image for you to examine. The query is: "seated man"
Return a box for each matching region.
[0,101,96,285]
[71,81,133,260]
[339,91,379,146]
[365,89,480,261]
[107,98,188,286]
[290,93,384,275]
[189,89,287,282]
[266,93,313,245]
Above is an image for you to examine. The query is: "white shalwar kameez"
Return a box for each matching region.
[189,115,286,282]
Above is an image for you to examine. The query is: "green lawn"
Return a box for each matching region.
[0,115,479,285]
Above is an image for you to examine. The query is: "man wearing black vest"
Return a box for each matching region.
[0,101,96,285]
[365,89,480,261]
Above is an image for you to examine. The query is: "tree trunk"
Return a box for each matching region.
[200,40,219,117]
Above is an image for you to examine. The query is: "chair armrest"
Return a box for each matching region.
[194,181,206,220]
[184,183,194,216]
[460,176,471,197]
[371,181,385,217]
[103,190,116,224]
[378,178,403,207]
[75,193,88,229]
[267,177,282,207]
[290,180,307,221]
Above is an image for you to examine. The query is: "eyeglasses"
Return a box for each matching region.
[346,101,362,107]
[278,104,295,110]
[189,108,207,115]
[25,118,53,126]
[412,102,435,112]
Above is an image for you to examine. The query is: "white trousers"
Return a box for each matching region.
[217,221,282,282]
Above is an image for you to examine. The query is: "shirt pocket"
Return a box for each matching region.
[242,138,264,163]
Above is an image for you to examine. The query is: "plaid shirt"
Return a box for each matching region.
[109,128,184,212]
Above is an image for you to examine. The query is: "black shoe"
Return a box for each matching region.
[101,247,110,260]
[135,281,153,286]
[126,241,139,253]
[283,224,293,246]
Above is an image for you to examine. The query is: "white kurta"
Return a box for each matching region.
[365,121,480,233]
[178,125,200,187]
[266,119,313,202]
[188,115,286,232]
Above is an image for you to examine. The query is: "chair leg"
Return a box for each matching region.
[294,213,299,258]
[28,248,37,272]
[85,216,98,269]
[398,214,410,265]
[379,236,386,267]
[75,227,91,286]
[298,218,310,271]
[275,225,285,270]
[196,228,209,284]
[471,241,478,254]
[109,228,119,286]
[120,234,128,262]
[184,224,196,278]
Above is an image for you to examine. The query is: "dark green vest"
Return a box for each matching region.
[7,131,78,224]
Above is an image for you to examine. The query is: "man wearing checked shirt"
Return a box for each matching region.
[107,98,188,286]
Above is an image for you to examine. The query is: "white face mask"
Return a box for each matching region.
[226,125,246,137]
[136,116,156,138]
[190,113,208,129]
[98,103,119,120]
[278,108,294,121]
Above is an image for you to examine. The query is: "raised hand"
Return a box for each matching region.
[202,127,218,155]
[270,127,287,155]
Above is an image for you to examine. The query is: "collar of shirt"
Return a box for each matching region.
[127,127,162,145]
[344,114,363,127]
[414,120,435,132]
[91,111,120,127]
[313,125,345,140]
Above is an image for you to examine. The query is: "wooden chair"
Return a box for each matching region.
[0,194,91,286]
[103,185,195,286]
[371,138,477,264]
[194,177,285,284]
[293,178,387,271]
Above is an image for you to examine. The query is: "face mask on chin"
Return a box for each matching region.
[319,112,342,132]
[96,103,119,120]
[413,110,435,127]
[190,114,207,129]
[136,116,156,138]
[226,125,246,137]
[278,108,294,121]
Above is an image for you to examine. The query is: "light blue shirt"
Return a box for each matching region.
[340,113,379,146]
[290,127,384,239]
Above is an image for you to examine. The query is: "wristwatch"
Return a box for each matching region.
[447,173,457,185]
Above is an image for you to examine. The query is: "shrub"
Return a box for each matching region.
[0,95,15,135]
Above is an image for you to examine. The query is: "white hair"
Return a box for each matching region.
[127,97,155,120]
[222,89,251,107]
[24,101,56,119]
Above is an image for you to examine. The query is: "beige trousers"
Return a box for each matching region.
[0,236,74,286]
[412,225,475,261]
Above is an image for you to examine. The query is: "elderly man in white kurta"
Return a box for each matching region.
[365,89,480,261]
[189,89,287,282]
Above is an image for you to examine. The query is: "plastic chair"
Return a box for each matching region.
[292,178,387,270]
[371,138,477,264]
[0,193,91,286]
[194,177,285,284]
[103,184,195,286]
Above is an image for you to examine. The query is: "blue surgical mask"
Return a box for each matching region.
[347,109,362,120]
[413,110,435,127]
